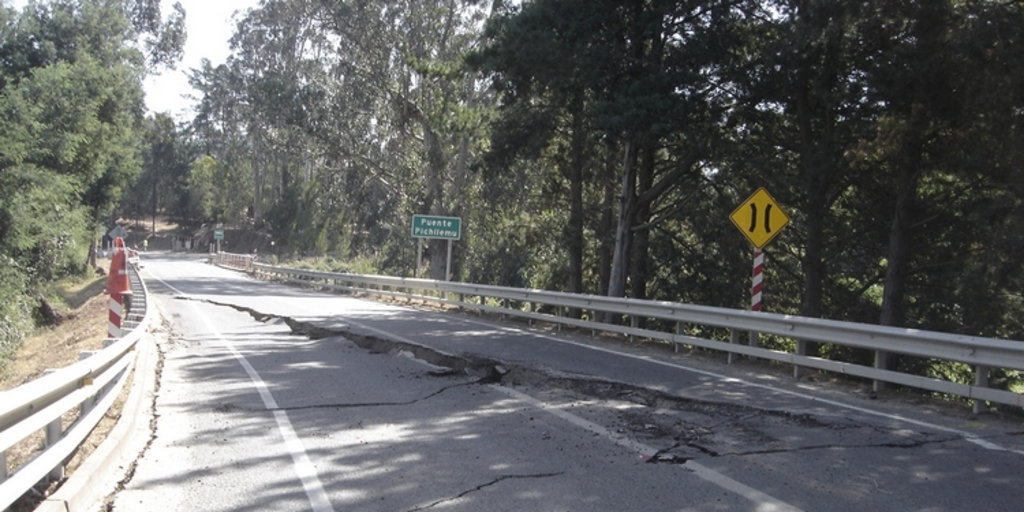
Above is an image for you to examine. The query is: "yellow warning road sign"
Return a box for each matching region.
[729,188,790,248]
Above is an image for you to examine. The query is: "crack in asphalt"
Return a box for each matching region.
[174,295,501,373]
[175,294,1013,465]
[174,296,516,416]
[103,317,172,511]
[684,441,721,457]
[212,381,480,414]
[712,434,963,458]
[647,433,961,464]
[645,442,695,464]
[404,472,566,511]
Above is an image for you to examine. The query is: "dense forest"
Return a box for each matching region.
[3,0,1024,387]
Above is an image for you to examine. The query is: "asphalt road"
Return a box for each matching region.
[108,253,1024,511]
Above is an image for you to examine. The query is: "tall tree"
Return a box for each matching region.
[0,0,184,357]
[314,0,492,278]
[473,0,606,298]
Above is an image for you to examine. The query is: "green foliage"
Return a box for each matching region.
[181,154,251,224]
[123,114,195,225]
[1,0,149,221]
[286,256,379,276]
[264,178,348,260]
[186,155,218,221]
[0,165,91,280]
[0,260,31,371]
[0,0,178,354]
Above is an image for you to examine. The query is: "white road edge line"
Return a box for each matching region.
[147,272,188,297]
[455,316,1024,456]
[492,385,804,512]
[189,301,335,512]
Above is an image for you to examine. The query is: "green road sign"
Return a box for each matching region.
[412,215,461,240]
[214,229,224,240]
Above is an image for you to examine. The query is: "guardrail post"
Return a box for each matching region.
[729,329,739,364]
[630,316,638,342]
[674,322,682,353]
[79,351,100,416]
[794,340,808,378]
[748,330,759,359]
[45,415,63,479]
[973,365,990,415]
[873,351,890,392]
[42,369,65,481]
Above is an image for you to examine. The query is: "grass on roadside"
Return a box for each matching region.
[0,263,110,391]
[279,255,382,275]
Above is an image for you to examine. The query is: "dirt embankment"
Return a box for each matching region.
[1,269,120,510]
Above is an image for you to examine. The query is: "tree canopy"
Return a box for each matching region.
[0,0,184,364]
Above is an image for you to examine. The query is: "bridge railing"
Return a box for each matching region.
[213,254,1024,411]
[216,251,255,272]
[0,264,150,511]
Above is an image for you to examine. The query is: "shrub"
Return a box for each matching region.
[0,262,31,371]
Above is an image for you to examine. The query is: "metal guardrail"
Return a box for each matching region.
[216,252,255,272]
[214,253,1024,411]
[0,263,150,511]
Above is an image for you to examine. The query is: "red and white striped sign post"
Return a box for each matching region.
[751,248,765,312]
[106,237,133,339]
[747,248,766,355]
[108,295,123,339]
[729,189,790,360]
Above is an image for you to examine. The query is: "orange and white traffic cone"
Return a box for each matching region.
[106,237,133,338]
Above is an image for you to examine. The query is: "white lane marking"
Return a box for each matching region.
[454,316,1024,456]
[146,271,188,297]
[492,386,804,512]
[190,301,335,512]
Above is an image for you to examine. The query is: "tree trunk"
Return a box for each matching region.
[598,145,617,296]
[152,171,158,235]
[630,142,655,304]
[605,139,639,320]
[252,130,264,225]
[879,163,918,327]
[567,95,585,315]
[875,132,922,390]
[801,196,825,319]
[423,121,448,281]
[796,61,825,320]
[38,295,61,326]
[795,72,826,360]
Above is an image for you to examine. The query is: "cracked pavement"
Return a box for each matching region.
[105,254,1024,512]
